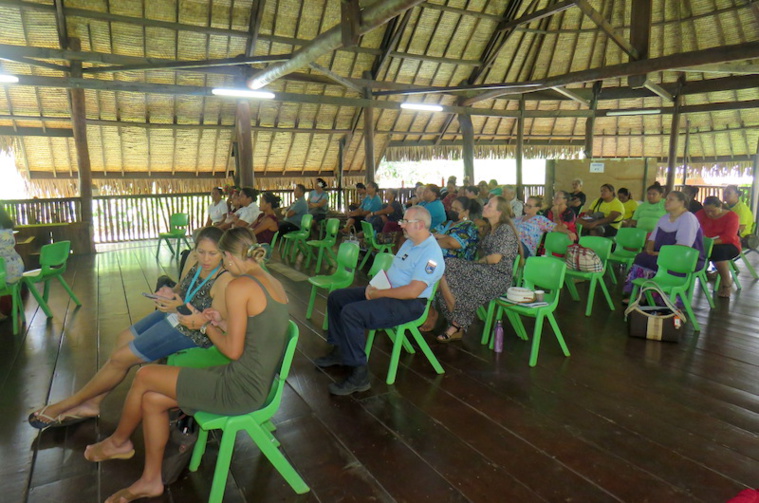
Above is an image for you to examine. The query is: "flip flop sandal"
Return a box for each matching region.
[105,488,161,503]
[55,413,97,428]
[436,327,463,343]
[28,406,57,430]
[84,442,136,463]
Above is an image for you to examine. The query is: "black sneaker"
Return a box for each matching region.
[314,346,343,368]
[328,365,371,395]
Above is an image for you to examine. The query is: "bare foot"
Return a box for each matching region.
[105,478,164,503]
[84,436,135,462]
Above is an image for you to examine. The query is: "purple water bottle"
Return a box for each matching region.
[494,320,504,353]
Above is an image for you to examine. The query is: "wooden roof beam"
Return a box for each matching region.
[0,126,73,137]
[574,0,639,60]
[551,86,590,107]
[53,0,68,50]
[82,54,289,74]
[308,63,362,92]
[246,0,266,58]
[464,40,759,104]
[246,0,425,89]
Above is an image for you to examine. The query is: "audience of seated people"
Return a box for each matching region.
[441,176,458,211]
[436,196,520,343]
[219,187,260,230]
[617,188,638,224]
[477,180,491,204]
[251,192,281,245]
[418,184,447,231]
[579,183,625,237]
[624,182,666,232]
[623,190,706,299]
[724,184,755,244]
[278,184,308,234]
[367,188,404,234]
[503,185,524,217]
[433,196,481,261]
[544,190,578,238]
[405,182,426,208]
[308,178,330,223]
[342,181,382,234]
[205,187,228,227]
[683,185,703,213]
[514,196,561,258]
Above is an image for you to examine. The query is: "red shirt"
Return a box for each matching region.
[695,209,741,251]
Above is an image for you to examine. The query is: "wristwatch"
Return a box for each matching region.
[200,321,211,335]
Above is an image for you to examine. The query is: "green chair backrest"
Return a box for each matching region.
[322,218,340,242]
[544,232,572,257]
[522,256,566,305]
[414,282,439,325]
[614,227,648,252]
[40,241,72,273]
[170,212,189,230]
[299,213,314,233]
[258,320,299,418]
[655,245,698,279]
[368,252,395,278]
[360,220,377,247]
[0,256,7,291]
[333,241,360,281]
[702,237,714,263]
[578,236,613,263]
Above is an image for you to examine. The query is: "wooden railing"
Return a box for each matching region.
[0,184,550,244]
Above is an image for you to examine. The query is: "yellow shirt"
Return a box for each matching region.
[728,200,754,237]
[587,197,626,229]
[621,199,638,220]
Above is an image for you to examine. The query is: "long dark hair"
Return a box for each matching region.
[195,226,223,248]
[0,207,14,230]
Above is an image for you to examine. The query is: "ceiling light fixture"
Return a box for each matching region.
[0,74,19,84]
[211,88,275,99]
[400,103,444,112]
[606,109,661,116]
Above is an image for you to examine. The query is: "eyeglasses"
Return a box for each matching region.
[399,218,421,225]
[524,204,536,208]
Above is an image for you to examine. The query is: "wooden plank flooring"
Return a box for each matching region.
[2,241,759,503]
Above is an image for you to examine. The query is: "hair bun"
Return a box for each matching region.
[246,243,267,262]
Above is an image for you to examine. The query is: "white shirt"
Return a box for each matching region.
[207,199,227,224]
[236,202,261,224]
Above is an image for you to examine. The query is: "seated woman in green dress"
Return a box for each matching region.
[433,197,481,261]
[84,227,290,503]
[624,182,666,233]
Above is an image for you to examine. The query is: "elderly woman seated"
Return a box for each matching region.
[435,196,519,343]
[433,197,481,261]
[515,196,574,257]
[696,196,741,298]
[623,191,706,299]
[543,191,578,237]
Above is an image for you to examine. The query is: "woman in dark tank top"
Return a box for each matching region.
[84,227,290,503]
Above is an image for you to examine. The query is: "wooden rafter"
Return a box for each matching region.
[574,0,639,60]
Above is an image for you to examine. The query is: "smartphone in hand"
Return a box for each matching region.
[143,292,172,300]
[176,304,193,315]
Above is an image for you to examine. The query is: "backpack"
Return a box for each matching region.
[565,244,603,272]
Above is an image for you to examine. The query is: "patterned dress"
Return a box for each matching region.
[438,223,519,330]
[440,220,479,261]
[514,215,556,257]
[0,228,24,283]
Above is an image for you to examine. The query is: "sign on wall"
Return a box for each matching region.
[589,162,605,173]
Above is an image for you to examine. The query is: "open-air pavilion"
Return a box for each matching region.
[1,1,759,502]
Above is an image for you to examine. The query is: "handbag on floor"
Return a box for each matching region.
[624,281,685,343]
[162,409,198,485]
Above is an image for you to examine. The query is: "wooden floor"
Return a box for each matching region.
[3,240,759,503]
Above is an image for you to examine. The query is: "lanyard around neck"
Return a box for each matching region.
[185,265,221,303]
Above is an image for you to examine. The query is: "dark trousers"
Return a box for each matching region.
[327,287,426,367]
[279,221,300,234]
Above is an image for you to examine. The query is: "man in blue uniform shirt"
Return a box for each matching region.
[316,205,445,395]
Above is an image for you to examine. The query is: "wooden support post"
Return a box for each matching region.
[459,112,475,185]
[584,81,602,159]
[682,120,690,185]
[665,94,683,193]
[338,136,346,210]
[363,72,376,183]
[235,99,254,187]
[516,96,525,200]
[68,38,94,253]
[750,137,759,225]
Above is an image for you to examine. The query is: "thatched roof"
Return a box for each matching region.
[0,0,757,190]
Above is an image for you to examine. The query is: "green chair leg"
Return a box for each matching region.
[528,313,545,367]
[359,249,372,269]
[245,423,309,494]
[696,272,716,309]
[57,276,82,306]
[677,292,700,332]
[306,285,318,320]
[547,313,570,358]
[408,327,444,375]
[189,428,209,471]
[480,300,496,345]
[207,424,238,503]
[25,281,53,318]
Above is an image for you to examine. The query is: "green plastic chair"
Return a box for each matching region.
[169,321,308,503]
[365,282,444,385]
[367,252,395,279]
[0,257,24,334]
[564,236,615,317]
[715,248,758,292]
[306,242,359,330]
[630,245,701,332]
[477,254,523,325]
[156,213,192,258]
[606,227,648,284]
[543,231,572,258]
[266,231,279,260]
[21,240,81,318]
[691,237,715,309]
[305,218,340,273]
[482,257,569,367]
[358,220,395,269]
[281,214,314,262]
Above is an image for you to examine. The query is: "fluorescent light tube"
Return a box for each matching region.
[606,109,661,116]
[400,103,444,112]
[0,74,19,84]
[212,88,275,99]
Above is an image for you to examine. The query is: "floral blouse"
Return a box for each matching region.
[440,220,479,260]
[514,215,556,256]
